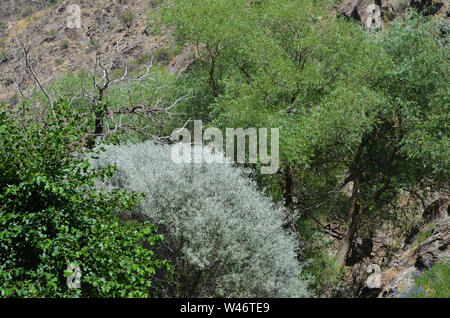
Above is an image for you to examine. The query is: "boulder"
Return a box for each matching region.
[417,217,450,268]
[379,266,418,298]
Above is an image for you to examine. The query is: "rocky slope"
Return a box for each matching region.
[339,0,449,24]
[1,0,448,103]
[333,198,449,298]
[0,0,192,104]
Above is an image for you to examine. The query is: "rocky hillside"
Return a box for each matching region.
[0,0,192,104]
[333,198,449,298]
[1,0,448,104]
[339,0,448,23]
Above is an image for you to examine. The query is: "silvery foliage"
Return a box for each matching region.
[93,142,310,297]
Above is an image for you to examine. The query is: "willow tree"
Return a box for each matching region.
[159,1,448,266]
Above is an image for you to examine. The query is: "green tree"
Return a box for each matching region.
[159,2,449,267]
[0,102,169,297]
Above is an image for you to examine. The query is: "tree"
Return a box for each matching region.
[300,12,449,265]
[159,0,374,206]
[8,33,187,146]
[160,2,449,267]
[0,102,169,297]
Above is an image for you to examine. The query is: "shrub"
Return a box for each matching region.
[21,6,34,18]
[0,49,7,63]
[137,53,152,65]
[89,37,100,50]
[94,142,311,298]
[119,10,135,28]
[297,219,344,296]
[0,102,169,297]
[60,39,70,50]
[416,221,436,245]
[152,47,172,65]
[45,29,59,41]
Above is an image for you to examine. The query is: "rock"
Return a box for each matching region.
[339,0,360,18]
[417,217,450,268]
[167,47,194,75]
[423,198,449,223]
[379,266,418,298]
[338,0,450,26]
[364,3,382,29]
[339,0,382,28]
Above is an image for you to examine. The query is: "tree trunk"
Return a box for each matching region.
[336,176,360,266]
[336,201,361,266]
[94,111,104,136]
[284,165,294,211]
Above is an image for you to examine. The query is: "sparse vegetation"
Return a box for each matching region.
[408,262,450,298]
[45,29,59,41]
[120,10,135,28]
[59,39,70,50]
[0,49,7,63]
[88,37,100,50]
[21,6,34,18]
[54,58,64,65]
[152,47,172,65]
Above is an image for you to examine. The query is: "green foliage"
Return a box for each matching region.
[48,0,61,6]
[297,219,344,295]
[0,102,169,297]
[152,47,172,65]
[29,67,181,142]
[0,49,7,62]
[159,2,448,201]
[416,222,436,245]
[158,1,449,282]
[89,37,100,50]
[408,262,450,298]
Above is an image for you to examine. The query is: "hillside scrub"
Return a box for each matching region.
[94,142,310,298]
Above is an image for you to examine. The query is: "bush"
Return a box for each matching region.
[416,222,436,245]
[89,37,100,50]
[60,39,70,50]
[152,47,172,65]
[297,219,344,296]
[21,6,34,18]
[94,142,311,298]
[0,49,7,63]
[0,102,169,297]
[120,11,135,28]
[45,29,59,41]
